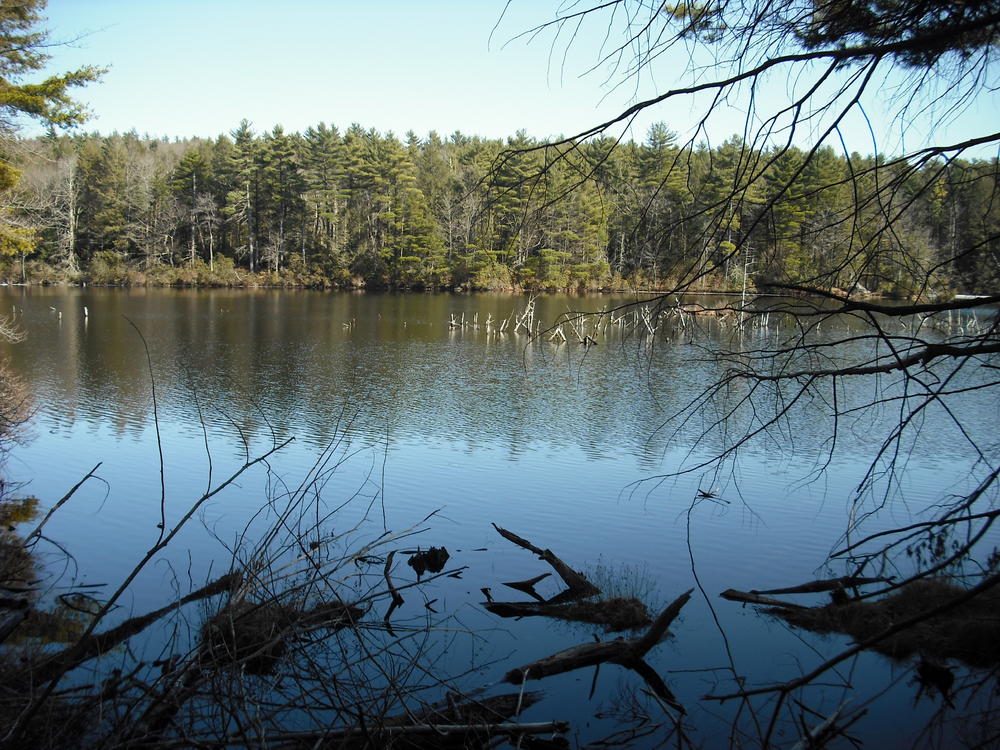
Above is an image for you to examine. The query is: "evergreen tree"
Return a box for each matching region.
[0,0,101,271]
[301,122,346,266]
[223,120,260,272]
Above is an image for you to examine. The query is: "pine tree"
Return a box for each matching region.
[301,122,347,265]
[0,0,101,272]
[223,120,260,272]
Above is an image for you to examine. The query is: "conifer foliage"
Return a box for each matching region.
[0,0,102,263]
[5,123,998,294]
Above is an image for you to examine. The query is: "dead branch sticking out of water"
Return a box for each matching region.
[490,523,599,598]
[789,700,866,750]
[486,525,656,630]
[721,575,895,610]
[503,589,692,714]
[383,549,405,628]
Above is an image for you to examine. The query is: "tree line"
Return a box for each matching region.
[3,120,997,295]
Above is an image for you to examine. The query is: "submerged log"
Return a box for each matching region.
[484,596,652,632]
[751,576,893,596]
[504,589,692,713]
[720,589,807,610]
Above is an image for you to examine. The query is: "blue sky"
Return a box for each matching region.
[35,1,998,155]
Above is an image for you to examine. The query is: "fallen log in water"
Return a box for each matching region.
[720,589,807,610]
[757,578,1000,669]
[491,523,599,599]
[722,575,897,610]
[484,596,652,632]
[503,589,692,714]
[488,526,656,630]
[751,576,893,596]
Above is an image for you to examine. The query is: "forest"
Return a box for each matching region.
[3,121,998,296]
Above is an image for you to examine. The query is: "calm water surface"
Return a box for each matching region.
[0,287,994,746]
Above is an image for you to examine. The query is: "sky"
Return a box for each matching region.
[32,0,999,156]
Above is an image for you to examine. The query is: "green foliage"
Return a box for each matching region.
[0,0,101,268]
[0,1,104,134]
[1,115,996,296]
[470,258,514,291]
[87,250,130,284]
[796,0,1000,68]
[0,223,35,258]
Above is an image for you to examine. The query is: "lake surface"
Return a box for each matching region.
[1,286,995,747]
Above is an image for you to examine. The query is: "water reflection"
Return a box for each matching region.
[1,287,995,746]
[1,288,987,467]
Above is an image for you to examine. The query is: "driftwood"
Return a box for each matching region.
[751,576,893,596]
[491,524,599,599]
[501,572,551,602]
[487,526,653,630]
[720,589,807,610]
[484,596,652,632]
[504,589,692,714]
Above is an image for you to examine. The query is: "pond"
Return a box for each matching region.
[0,286,995,747]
